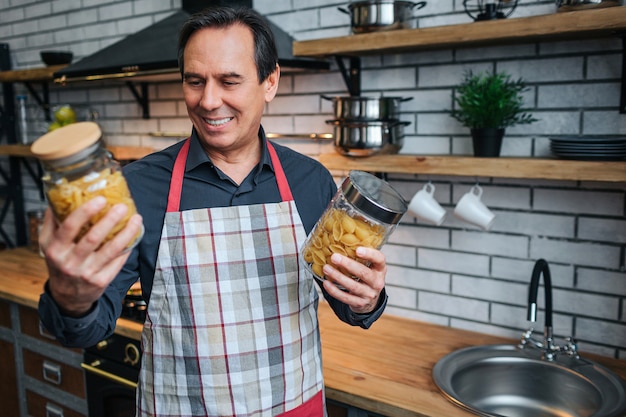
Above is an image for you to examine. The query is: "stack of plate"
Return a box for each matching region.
[549,136,626,161]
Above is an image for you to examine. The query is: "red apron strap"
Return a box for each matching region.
[167,139,294,213]
[166,138,190,213]
[267,141,294,202]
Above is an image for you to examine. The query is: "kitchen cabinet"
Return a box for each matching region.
[0,300,19,416]
[0,300,87,417]
[26,390,86,417]
[0,339,19,414]
[18,304,88,417]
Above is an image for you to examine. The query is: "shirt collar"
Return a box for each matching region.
[185,126,274,180]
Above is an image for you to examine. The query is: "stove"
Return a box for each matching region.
[82,281,145,416]
[82,333,141,417]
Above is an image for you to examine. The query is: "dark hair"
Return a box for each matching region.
[177,6,278,83]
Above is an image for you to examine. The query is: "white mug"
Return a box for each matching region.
[454,185,495,230]
[408,182,446,226]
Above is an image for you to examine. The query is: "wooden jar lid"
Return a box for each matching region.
[30,122,102,161]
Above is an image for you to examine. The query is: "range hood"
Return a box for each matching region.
[54,0,328,83]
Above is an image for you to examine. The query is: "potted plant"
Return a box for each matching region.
[451,70,537,157]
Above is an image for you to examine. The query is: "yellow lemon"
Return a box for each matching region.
[54,105,77,125]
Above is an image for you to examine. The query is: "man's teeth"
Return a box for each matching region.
[205,117,232,126]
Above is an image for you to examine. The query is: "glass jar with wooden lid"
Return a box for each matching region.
[30,121,142,250]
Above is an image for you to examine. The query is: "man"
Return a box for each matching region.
[38,6,388,416]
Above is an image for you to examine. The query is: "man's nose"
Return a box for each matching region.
[199,82,222,110]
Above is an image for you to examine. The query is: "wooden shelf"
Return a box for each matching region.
[293,7,626,57]
[319,153,626,182]
[0,144,154,161]
[298,8,626,184]
[0,65,67,83]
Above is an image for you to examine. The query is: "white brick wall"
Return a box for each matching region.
[1,0,624,358]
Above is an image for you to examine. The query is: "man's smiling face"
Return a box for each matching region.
[182,24,278,154]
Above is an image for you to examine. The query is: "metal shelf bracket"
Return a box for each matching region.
[335,56,361,96]
[23,81,52,121]
[126,81,150,119]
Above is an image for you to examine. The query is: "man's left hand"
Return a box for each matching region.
[321,246,386,314]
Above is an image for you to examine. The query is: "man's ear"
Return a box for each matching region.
[264,64,280,102]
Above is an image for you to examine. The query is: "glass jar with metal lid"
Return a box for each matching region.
[30,121,143,250]
[301,170,407,283]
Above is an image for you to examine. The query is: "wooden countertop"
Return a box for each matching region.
[1,247,624,416]
[0,247,144,339]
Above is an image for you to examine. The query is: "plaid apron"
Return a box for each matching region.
[137,139,325,417]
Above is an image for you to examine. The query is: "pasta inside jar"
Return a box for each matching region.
[302,206,385,279]
[46,168,141,248]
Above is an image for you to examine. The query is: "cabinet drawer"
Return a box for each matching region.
[26,390,86,417]
[0,339,19,415]
[23,349,86,399]
[19,306,81,352]
[0,299,11,328]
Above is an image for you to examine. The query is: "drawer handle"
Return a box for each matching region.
[43,360,62,385]
[39,321,57,340]
[81,360,137,389]
[45,402,64,417]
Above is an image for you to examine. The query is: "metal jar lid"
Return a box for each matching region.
[341,170,407,224]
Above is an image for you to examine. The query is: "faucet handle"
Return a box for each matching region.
[519,328,541,350]
[563,337,579,358]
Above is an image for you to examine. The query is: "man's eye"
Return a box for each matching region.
[184,78,203,87]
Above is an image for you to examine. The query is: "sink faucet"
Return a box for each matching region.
[519,259,579,360]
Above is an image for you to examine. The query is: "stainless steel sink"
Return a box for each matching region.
[432,344,626,417]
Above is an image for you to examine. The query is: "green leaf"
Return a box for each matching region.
[451,70,538,129]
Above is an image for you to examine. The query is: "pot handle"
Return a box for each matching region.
[337,7,350,15]
[401,97,414,102]
[321,94,335,101]
[391,120,412,127]
[412,1,427,10]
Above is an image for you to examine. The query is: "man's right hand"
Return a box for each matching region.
[39,196,143,317]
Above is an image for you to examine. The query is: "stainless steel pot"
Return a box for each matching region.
[322,95,412,121]
[327,119,410,156]
[339,0,427,34]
